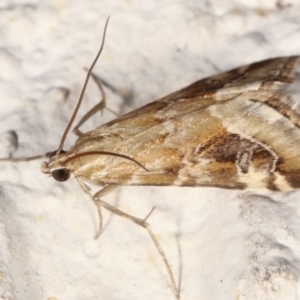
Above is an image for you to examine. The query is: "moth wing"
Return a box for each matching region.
[72,56,300,190]
[79,56,300,143]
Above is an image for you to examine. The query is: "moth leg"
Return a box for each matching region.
[73,72,118,137]
[93,190,180,300]
[76,178,180,299]
[75,178,116,238]
[92,185,118,239]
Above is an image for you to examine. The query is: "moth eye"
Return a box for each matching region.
[52,168,70,182]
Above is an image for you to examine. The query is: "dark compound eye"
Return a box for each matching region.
[52,168,70,182]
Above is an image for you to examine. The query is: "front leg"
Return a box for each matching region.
[76,178,117,238]
[76,178,180,299]
[92,189,180,300]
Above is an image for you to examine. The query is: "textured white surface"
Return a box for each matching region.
[1,1,300,300]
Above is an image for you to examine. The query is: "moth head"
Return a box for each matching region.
[40,19,111,184]
[41,150,70,182]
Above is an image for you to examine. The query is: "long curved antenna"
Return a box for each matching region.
[62,151,149,171]
[57,16,110,154]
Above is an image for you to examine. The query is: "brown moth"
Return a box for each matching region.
[2,17,300,300]
[50,55,300,192]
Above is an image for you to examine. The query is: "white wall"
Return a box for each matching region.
[1,1,300,299]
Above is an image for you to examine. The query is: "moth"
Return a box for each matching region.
[50,55,300,192]
[2,18,300,300]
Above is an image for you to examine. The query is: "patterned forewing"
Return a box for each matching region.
[68,56,300,190]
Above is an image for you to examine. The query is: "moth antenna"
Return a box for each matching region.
[62,151,149,172]
[57,16,110,154]
[0,152,52,162]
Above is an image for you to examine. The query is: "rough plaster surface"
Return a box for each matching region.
[1,1,300,300]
